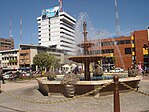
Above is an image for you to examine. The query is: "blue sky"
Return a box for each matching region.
[0,0,149,48]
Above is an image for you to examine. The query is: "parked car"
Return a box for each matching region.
[115,68,124,73]
[21,72,30,77]
[109,69,115,73]
[3,71,13,79]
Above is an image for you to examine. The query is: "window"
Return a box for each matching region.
[101,42,114,46]
[124,40,131,44]
[125,48,131,54]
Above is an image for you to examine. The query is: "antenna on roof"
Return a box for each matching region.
[9,17,13,39]
[59,0,63,12]
[20,17,22,44]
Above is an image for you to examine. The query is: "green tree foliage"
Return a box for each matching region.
[33,52,59,71]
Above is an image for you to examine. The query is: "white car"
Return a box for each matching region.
[3,71,13,79]
[109,69,115,73]
[115,68,124,73]
[21,72,30,77]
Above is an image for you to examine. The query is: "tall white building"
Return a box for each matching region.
[37,6,76,55]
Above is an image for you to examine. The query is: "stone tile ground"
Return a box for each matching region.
[0,77,149,112]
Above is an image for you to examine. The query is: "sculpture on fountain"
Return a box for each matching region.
[69,22,107,81]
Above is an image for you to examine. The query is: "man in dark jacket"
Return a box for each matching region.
[0,67,5,84]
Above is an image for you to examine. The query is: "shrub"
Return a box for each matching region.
[61,73,79,85]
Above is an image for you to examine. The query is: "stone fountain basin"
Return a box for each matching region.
[36,76,142,97]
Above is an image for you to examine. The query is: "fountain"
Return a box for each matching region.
[36,14,142,97]
[69,22,108,81]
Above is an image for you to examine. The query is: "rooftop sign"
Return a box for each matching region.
[42,6,60,18]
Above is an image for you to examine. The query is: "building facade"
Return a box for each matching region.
[89,29,149,70]
[0,49,19,70]
[0,44,65,71]
[37,6,76,55]
[0,38,14,51]
[19,44,65,70]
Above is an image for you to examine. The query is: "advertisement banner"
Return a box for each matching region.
[42,6,60,18]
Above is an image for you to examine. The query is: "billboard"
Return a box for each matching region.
[42,6,60,18]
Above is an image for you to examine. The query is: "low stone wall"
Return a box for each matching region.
[36,76,142,97]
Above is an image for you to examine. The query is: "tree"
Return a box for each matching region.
[33,52,60,72]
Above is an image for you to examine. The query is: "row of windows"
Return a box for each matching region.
[0,39,13,43]
[0,42,12,45]
[21,47,30,50]
[20,59,29,63]
[60,44,73,49]
[90,49,114,54]
[60,31,74,38]
[60,27,75,34]
[117,40,131,45]
[60,22,74,30]
[60,40,73,45]
[90,48,132,55]
[97,40,131,46]
[60,14,76,23]
[100,41,114,46]
[0,45,12,48]
[20,53,29,56]
[2,57,17,60]
[60,36,74,41]
[2,63,17,66]
[2,52,17,55]
[39,38,51,41]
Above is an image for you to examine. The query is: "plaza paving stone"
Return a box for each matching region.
[0,77,149,112]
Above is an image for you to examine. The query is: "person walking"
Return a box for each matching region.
[0,67,5,84]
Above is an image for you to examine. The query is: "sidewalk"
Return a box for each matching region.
[0,79,38,91]
[142,74,149,80]
[0,78,149,112]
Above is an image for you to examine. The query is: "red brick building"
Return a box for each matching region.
[89,29,149,70]
[0,38,14,51]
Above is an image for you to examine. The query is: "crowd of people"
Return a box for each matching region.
[128,62,148,77]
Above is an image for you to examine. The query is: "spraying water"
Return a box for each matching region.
[75,12,125,69]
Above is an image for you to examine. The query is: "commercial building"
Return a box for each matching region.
[19,44,65,70]
[89,29,149,70]
[37,6,76,55]
[0,49,19,70]
[0,44,65,71]
[0,38,14,51]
